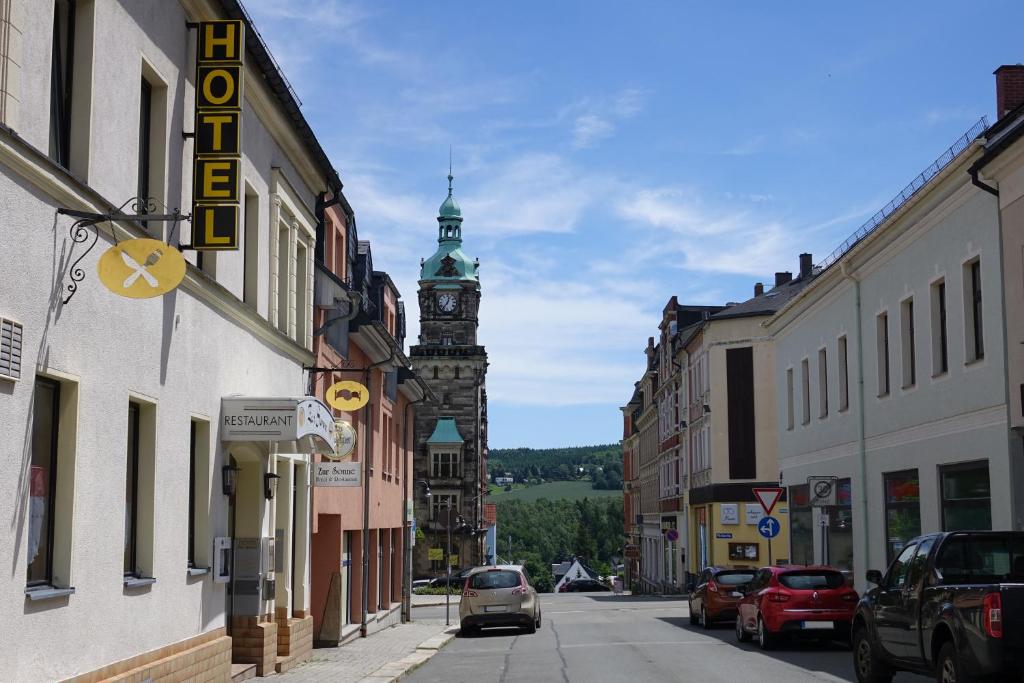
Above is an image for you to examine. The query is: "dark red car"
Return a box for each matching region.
[735,565,857,650]
[688,567,757,628]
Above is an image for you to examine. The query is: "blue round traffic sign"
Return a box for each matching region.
[758,516,781,539]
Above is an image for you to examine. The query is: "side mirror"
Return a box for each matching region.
[866,570,883,585]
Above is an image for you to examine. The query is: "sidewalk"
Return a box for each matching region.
[410,593,461,608]
[279,616,457,683]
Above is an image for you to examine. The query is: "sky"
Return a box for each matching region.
[244,0,1024,449]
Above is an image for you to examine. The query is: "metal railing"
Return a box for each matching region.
[237,1,303,107]
[816,117,989,273]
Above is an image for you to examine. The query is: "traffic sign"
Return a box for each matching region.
[753,487,784,516]
[808,476,837,507]
[758,516,781,539]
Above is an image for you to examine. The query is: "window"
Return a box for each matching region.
[941,461,991,531]
[883,543,918,590]
[27,378,60,586]
[778,570,844,589]
[125,403,140,576]
[432,367,438,380]
[276,222,289,334]
[430,493,459,522]
[964,259,984,362]
[838,336,849,411]
[188,422,195,568]
[785,368,794,430]
[884,469,920,563]
[788,484,813,566]
[818,348,828,418]
[901,298,915,388]
[800,358,810,425]
[877,312,890,396]
[188,419,212,569]
[935,536,1024,584]
[48,0,76,167]
[137,79,151,207]
[243,187,259,308]
[432,451,460,480]
[441,332,453,346]
[296,238,309,345]
[829,479,853,570]
[470,570,521,589]
[931,280,948,375]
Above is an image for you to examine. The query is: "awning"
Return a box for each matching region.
[220,396,337,454]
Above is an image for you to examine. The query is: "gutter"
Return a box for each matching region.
[401,391,429,622]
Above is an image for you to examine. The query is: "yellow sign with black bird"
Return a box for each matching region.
[97,238,186,298]
[326,380,370,412]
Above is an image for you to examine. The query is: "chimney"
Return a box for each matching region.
[775,271,792,287]
[799,253,813,278]
[996,65,1024,118]
[754,282,764,297]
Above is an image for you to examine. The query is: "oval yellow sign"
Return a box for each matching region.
[326,380,369,412]
[97,238,186,298]
[323,420,357,461]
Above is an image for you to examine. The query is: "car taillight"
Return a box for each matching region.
[984,592,1003,639]
[707,580,718,593]
[511,586,528,596]
[767,592,790,603]
[463,588,478,597]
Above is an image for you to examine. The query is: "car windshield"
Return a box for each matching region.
[715,571,756,586]
[778,571,845,589]
[470,570,521,589]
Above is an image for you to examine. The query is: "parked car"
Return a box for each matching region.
[688,567,757,629]
[560,578,611,593]
[852,531,1024,683]
[735,565,857,650]
[459,565,542,635]
[412,578,432,590]
[428,567,473,589]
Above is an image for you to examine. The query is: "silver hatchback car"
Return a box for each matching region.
[459,565,541,635]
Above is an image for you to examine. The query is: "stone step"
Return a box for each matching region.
[231,662,257,682]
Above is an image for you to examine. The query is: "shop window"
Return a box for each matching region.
[884,469,920,563]
[124,403,140,576]
[788,484,813,566]
[941,461,991,531]
[27,378,60,586]
[828,478,853,570]
[189,419,212,569]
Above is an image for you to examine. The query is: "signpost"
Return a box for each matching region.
[808,476,837,565]
[753,487,784,567]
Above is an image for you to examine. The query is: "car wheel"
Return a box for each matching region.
[757,615,777,651]
[523,620,537,634]
[460,623,477,637]
[735,615,751,643]
[852,626,893,683]
[688,600,699,625]
[937,641,974,683]
[701,605,712,630]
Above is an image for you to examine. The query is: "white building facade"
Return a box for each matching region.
[0,1,342,680]
[767,122,1024,590]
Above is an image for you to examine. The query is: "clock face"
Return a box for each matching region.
[437,293,458,313]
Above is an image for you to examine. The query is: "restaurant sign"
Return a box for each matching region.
[220,397,336,453]
[192,20,244,250]
[314,461,360,487]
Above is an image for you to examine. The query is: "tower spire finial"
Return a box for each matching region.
[447,146,454,196]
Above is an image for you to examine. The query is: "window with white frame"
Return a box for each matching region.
[901,297,916,388]
[431,451,460,479]
[269,183,316,348]
[963,259,984,363]
[431,492,459,522]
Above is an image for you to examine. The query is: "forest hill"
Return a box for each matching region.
[488,443,623,490]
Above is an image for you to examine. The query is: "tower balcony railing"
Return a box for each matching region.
[410,345,486,357]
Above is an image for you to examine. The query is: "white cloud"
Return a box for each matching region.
[563,88,647,149]
[572,115,615,148]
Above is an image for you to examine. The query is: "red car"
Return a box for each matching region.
[735,565,857,650]
[688,567,757,628]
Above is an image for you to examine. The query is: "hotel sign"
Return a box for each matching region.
[220,397,336,454]
[192,20,244,251]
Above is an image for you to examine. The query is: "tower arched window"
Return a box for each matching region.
[433,367,439,379]
[454,367,460,379]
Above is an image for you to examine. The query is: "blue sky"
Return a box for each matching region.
[245,1,1024,449]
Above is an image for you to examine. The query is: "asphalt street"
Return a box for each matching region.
[407,593,933,683]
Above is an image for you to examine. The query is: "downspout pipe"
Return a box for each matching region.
[841,262,870,586]
[401,392,428,622]
[360,346,397,637]
[970,166,1000,197]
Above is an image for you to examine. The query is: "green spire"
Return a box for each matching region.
[438,171,462,220]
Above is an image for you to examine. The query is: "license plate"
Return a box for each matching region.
[484,605,507,613]
[802,621,833,630]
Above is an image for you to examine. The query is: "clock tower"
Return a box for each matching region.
[411,173,489,576]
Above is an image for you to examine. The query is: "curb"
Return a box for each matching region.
[357,627,458,683]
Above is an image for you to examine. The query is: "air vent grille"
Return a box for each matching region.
[0,318,22,380]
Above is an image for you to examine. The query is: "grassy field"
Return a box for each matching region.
[486,480,622,502]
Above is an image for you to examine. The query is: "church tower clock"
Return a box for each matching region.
[411,173,488,576]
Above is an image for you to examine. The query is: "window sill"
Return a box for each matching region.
[188,566,211,577]
[25,585,75,601]
[123,576,157,588]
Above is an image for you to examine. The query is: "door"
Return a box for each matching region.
[740,569,769,631]
[873,543,917,659]
[897,537,935,660]
[692,569,710,612]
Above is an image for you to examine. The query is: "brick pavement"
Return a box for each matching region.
[279,617,455,683]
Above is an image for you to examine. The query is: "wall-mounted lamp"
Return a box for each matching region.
[703,404,711,414]
[679,420,687,429]
[222,463,240,497]
[264,472,281,500]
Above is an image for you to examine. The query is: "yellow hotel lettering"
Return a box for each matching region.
[192,20,244,251]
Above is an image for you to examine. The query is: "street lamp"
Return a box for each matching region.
[264,472,280,500]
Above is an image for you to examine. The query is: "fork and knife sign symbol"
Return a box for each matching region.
[121,249,162,288]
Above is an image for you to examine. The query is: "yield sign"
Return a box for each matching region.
[753,487,784,517]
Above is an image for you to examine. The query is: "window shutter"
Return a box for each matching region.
[0,318,22,380]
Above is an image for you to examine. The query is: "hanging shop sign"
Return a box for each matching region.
[326,380,370,412]
[323,420,357,461]
[192,20,244,251]
[97,238,186,298]
[314,461,360,487]
[220,396,336,454]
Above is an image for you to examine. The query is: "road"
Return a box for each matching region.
[407,593,933,683]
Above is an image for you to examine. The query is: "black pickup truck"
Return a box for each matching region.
[852,531,1024,683]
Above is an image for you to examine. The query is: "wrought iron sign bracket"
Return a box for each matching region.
[57,197,190,304]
